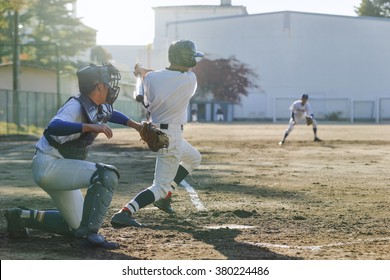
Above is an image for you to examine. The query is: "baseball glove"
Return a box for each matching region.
[306,117,313,126]
[139,121,169,152]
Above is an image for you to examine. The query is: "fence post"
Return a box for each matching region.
[350,98,354,123]
[376,97,380,123]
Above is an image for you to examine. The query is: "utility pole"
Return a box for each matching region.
[12,9,20,127]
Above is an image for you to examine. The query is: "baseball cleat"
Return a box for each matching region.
[87,233,106,244]
[153,197,175,214]
[110,210,144,228]
[87,233,119,249]
[4,208,28,238]
[314,137,322,142]
[278,140,284,145]
[76,237,120,250]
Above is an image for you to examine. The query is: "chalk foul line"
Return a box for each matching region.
[246,237,390,251]
[180,179,207,211]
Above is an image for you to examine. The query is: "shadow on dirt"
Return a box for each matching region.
[190,227,301,260]
[152,221,301,260]
[0,232,139,260]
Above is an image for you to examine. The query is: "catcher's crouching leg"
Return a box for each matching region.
[4,206,74,238]
[75,163,120,249]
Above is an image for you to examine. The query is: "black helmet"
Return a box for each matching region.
[77,62,121,104]
[168,40,204,68]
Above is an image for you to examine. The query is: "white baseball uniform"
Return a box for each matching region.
[286,99,317,133]
[32,97,127,230]
[124,68,202,212]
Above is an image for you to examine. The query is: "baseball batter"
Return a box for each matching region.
[110,40,203,227]
[279,94,322,145]
[4,62,142,249]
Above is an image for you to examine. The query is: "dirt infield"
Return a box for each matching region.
[1,123,390,260]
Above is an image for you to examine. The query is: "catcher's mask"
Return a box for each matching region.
[168,40,204,68]
[77,62,121,104]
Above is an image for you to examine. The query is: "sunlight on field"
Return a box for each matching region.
[0,122,43,136]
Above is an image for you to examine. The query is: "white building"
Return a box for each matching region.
[105,1,390,122]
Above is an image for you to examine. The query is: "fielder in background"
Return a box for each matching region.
[110,39,203,228]
[4,62,142,249]
[279,94,322,145]
[216,107,224,122]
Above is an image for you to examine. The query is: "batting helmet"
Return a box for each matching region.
[77,62,121,104]
[168,40,204,68]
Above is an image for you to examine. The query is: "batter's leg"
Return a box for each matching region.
[111,145,181,227]
[154,139,201,214]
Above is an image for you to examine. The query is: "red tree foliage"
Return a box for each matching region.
[192,56,259,104]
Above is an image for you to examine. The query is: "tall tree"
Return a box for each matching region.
[356,0,390,17]
[0,0,27,59]
[192,56,259,104]
[0,1,13,41]
[90,46,112,64]
[0,0,96,71]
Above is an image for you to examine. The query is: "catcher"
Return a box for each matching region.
[279,94,322,145]
[3,62,143,249]
[110,40,204,227]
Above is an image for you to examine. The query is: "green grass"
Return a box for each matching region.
[0,121,43,136]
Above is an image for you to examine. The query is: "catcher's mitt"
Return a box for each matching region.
[306,117,313,126]
[139,122,169,152]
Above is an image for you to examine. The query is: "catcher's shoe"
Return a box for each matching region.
[153,197,175,215]
[4,208,28,238]
[314,137,322,142]
[110,210,144,228]
[76,236,120,250]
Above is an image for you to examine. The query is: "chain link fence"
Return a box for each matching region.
[0,89,144,136]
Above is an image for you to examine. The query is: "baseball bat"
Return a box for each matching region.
[133,76,144,103]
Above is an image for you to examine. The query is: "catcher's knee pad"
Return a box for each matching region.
[75,163,119,237]
[90,163,120,189]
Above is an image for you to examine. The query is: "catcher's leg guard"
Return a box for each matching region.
[75,163,119,239]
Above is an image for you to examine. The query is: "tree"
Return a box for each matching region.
[192,56,259,104]
[0,1,14,41]
[0,0,96,71]
[90,46,112,64]
[0,0,26,58]
[356,0,390,17]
